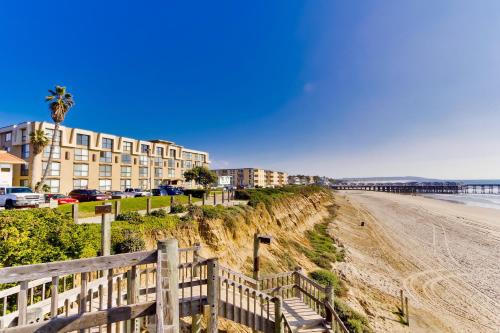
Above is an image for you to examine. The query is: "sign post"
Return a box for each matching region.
[96,203,112,257]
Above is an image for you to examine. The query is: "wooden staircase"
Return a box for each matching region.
[0,240,349,333]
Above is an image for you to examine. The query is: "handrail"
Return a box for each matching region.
[295,272,326,293]
[281,313,294,333]
[258,271,294,281]
[0,250,157,284]
[219,264,258,288]
[219,277,274,301]
[325,301,350,333]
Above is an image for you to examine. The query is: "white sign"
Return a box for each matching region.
[218,176,232,186]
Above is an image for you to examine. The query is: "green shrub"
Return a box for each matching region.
[301,222,343,268]
[235,185,328,208]
[170,204,186,214]
[183,189,208,198]
[334,299,372,333]
[116,211,144,224]
[0,208,99,267]
[113,230,145,254]
[148,208,168,217]
[309,269,346,296]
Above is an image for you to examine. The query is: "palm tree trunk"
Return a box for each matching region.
[36,122,59,192]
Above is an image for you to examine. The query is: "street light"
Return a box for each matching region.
[253,233,273,282]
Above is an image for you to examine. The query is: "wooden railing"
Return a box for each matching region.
[218,276,277,332]
[0,243,350,333]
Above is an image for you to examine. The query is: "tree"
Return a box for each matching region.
[37,86,74,192]
[29,129,49,155]
[183,166,218,189]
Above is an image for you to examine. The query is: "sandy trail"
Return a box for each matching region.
[332,191,500,333]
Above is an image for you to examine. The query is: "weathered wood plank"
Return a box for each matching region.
[0,302,156,333]
[0,251,157,284]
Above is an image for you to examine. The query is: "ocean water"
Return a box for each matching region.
[423,193,500,210]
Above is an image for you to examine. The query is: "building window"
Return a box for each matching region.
[139,155,148,166]
[139,179,148,189]
[99,179,112,191]
[20,179,28,187]
[43,145,61,159]
[168,159,174,168]
[74,148,89,161]
[42,161,60,176]
[120,179,131,191]
[20,164,29,176]
[183,161,192,169]
[99,165,112,177]
[45,129,61,143]
[74,164,89,177]
[154,156,162,167]
[154,179,161,187]
[139,167,148,178]
[121,154,132,164]
[5,132,12,141]
[182,152,192,160]
[73,179,88,190]
[141,144,149,154]
[21,144,29,158]
[102,138,113,149]
[21,129,27,142]
[121,166,132,177]
[123,141,133,153]
[100,151,112,163]
[156,147,164,156]
[170,149,176,159]
[45,179,60,193]
[155,168,163,178]
[168,168,175,177]
[76,134,90,147]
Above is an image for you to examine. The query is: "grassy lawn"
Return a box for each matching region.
[58,195,198,219]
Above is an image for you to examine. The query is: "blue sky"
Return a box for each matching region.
[1,1,499,179]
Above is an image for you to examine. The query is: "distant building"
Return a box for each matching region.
[213,168,288,188]
[0,150,26,187]
[288,175,315,185]
[0,121,210,193]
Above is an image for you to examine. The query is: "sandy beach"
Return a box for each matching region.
[331,191,500,333]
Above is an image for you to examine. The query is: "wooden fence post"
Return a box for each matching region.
[213,193,216,205]
[156,239,180,333]
[146,197,152,215]
[188,194,192,205]
[202,195,205,206]
[114,200,121,219]
[273,296,283,333]
[170,195,175,206]
[51,276,59,318]
[405,296,409,325]
[222,192,225,204]
[127,266,140,333]
[101,211,111,257]
[206,258,219,333]
[18,281,28,326]
[324,284,334,325]
[191,243,202,333]
[293,267,302,298]
[72,204,79,224]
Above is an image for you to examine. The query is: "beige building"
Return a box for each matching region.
[0,121,210,193]
[213,168,288,188]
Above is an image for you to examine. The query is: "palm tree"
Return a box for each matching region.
[36,85,74,192]
[30,129,49,155]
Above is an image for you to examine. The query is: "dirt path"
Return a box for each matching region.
[331,191,500,333]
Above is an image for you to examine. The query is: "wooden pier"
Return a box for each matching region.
[331,183,500,195]
[0,240,348,333]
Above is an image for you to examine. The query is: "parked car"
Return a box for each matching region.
[68,189,111,202]
[159,185,184,195]
[107,191,133,199]
[0,186,45,209]
[124,188,152,197]
[151,188,163,196]
[45,193,79,205]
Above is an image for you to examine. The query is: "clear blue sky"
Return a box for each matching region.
[1,1,499,179]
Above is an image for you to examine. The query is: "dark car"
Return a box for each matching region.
[68,189,111,202]
[160,185,184,195]
[151,188,163,196]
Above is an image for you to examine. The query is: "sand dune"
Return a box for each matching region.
[332,191,500,333]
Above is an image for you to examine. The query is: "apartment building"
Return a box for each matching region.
[288,175,315,185]
[0,121,210,193]
[213,168,288,188]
